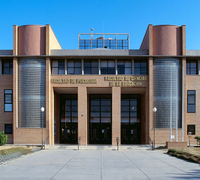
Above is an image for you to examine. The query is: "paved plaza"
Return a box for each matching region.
[0,149,200,180]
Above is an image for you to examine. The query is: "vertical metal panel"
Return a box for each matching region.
[153,58,182,128]
[18,58,46,128]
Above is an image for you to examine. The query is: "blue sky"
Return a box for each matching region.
[0,0,200,50]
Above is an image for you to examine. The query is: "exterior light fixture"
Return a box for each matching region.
[41,107,45,149]
[153,107,157,150]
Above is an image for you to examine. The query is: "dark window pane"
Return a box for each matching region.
[52,61,58,67]
[5,90,12,94]
[68,68,74,74]
[68,61,74,67]
[134,68,140,75]
[188,105,195,113]
[75,68,81,74]
[91,106,100,112]
[4,68,9,74]
[75,62,81,67]
[5,124,12,134]
[84,68,91,74]
[91,67,98,74]
[125,68,132,75]
[84,62,91,68]
[58,68,65,75]
[5,104,12,111]
[188,96,195,104]
[91,100,100,105]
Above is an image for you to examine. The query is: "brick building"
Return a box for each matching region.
[0,24,199,146]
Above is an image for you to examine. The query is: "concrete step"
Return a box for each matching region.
[45,144,151,150]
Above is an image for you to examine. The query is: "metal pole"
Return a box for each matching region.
[42,112,43,149]
[154,114,156,150]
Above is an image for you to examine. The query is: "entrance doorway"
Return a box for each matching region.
[60,95,78,144]
[121,95,141,144]
[89,95,112,144]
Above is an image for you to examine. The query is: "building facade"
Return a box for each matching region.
[0,24,199,146]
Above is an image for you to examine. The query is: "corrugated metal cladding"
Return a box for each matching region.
[153,58,182,128]
[18,59,46,128]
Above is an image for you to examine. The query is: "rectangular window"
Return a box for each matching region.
[117,60,132,75]
[187,125,195,135]
[101,60,115,74]
[134,60,148,75]
[5,124,12,134]
[84,60,98,74]
[187,90,195,113]
[2,60,13,74]
[186,60,197,75]
[52,60,65,75]
[4,90,12,112]
[67,60,81,75]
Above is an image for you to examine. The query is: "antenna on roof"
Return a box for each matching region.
[91,28,94,33]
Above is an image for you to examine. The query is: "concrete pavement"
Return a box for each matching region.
[0,149,199,179]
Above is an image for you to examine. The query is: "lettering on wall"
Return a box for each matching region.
[51,79,97,84]
[104,76,147,87]
[51,76,147,87]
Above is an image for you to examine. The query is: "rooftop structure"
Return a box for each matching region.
[78,33,129,49]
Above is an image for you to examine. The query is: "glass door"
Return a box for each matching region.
[89,95,112,144]
[121,95,141,144]
[60,95,78,144]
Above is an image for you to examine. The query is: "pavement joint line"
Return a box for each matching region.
[141,150,200,178]
[0,150,56,177]
[121,151,151,180]
[50,151,80,179]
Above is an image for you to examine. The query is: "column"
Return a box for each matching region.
[46,57,52,144]
[13,57,18,143]
[112,87,121,145]
[78,87,87,145]
[149,57,154,142]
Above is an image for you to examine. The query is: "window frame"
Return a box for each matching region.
[187,125,195,135]
[67,60,82,75]
[187,90,196,113]
[4,89,13,112]
[186,60,198,75]
[134,59,148,75]
[117,60,132,75]
[51,59,65,75]
[84,59,98,75]
[4,124,13,134]
[2,60,13,75]
[100,60,115,75]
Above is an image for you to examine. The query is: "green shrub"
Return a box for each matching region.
[195,136,200,146]
[0,131,8,146]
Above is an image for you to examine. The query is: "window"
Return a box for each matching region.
[2,60,13,74]
[52,60,65,75]
[187,90,195,113]
[67,60,82,75]
[117,40,128,49]
[117,60,132,75]
[101,60,115,74]
[84,60,98,74]
[4,90,12,112]
[5,124,12,134]
[187,125,195,135]
[186,60,197,75]
[134,60,148,75]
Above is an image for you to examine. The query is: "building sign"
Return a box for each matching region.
[104,76,147,87]
[51,79,97,84]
